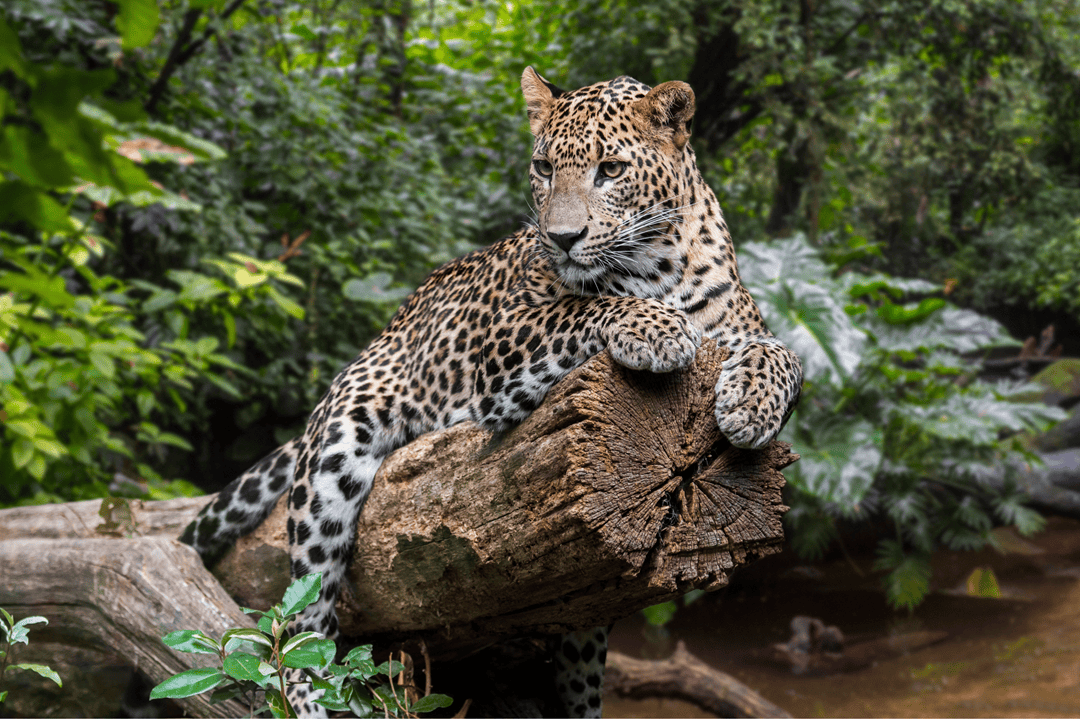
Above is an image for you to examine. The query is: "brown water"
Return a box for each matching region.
[605,517,1080,717]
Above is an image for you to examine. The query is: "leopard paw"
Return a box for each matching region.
[714,339,802,449]
[608,306,701,373]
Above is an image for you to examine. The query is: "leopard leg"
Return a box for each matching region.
[714,335,803,449]
[281,394,394,716]
[554,626,610,718]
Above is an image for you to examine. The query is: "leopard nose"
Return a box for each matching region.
[547,227,588,253]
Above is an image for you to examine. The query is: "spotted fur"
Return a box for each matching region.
[180,68,802,717]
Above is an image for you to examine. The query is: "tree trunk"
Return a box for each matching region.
[0,339,796,717]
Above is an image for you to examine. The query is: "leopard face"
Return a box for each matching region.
[523,73,696,299]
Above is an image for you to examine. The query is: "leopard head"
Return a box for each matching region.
[521,67,697,297]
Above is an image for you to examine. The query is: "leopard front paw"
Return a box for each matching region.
[608,306,701,373]
[714,339,802,449]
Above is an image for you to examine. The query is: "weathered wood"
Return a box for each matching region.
[0,496,207,541]
[606,640,792,718]
[0,537,251,718]
[0,340,795,715]
[215,340,794,656]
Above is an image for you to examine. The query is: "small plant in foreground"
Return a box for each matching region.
[150,573,451,717]
[0,608,62,704]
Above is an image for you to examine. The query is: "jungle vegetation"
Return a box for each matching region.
[2,0,1078,608]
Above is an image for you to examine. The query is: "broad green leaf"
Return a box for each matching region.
[790,416,881,509]
[115,0,161,49]
[265,687,292,718]
[149,667,226,699]
[162,629,220,655]
[131,121,227,161]
[223,652,270,682]
[965,567,1002,598]
[876,297,947,325]
[279,573,321,617]
[280,632,319,654]
[281,638,335,670]
[0,126,76,188]
[882,555,932,611]
[12,437,34,469]
[871,306,1017,355]
[410,694,453,713]
[374,659,404,679]
[0,181,76,234]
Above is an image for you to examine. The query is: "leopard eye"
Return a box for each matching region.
[599,161,626,179]
[533,159,553,177]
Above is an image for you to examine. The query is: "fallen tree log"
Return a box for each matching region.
[0,339,796,716]
[606,640,791,718]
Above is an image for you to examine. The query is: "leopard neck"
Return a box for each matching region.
[660,158,748,336]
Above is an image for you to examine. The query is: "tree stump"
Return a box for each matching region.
[0,339,796,716]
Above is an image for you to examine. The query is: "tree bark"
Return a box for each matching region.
[0,339,796,716]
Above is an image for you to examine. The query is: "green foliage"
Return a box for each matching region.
[151,573,451,718]
[0,608,61,704]
[950,185,1080,319]
[742,234,1064,609]
[4,0,1077,614]
[0,4,310,503]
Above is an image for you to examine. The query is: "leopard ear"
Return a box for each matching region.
[521,67,564,136]
[633,81,695,150]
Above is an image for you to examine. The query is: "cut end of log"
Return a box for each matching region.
[216,339,797,657]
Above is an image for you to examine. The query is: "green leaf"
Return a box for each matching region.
[0,18,27,77]
[265,286,305,319]
[279,573,322,617]
[11,437,34,469]
[265,687,292,718]
[874,543,932,611]
[641,600,677,627]
[10,663,62,687]
[221,628,273,649]
[281,638,335,670]
[965,567,1002,599]
[130,121,227,161]
[739,236,866,386]
[876,297,945,325]
[790,416,882,509]
[150,667,226,699]
[223,652,270,682]
[0,181,76,234]
[0,350,15,383]
[11,616,47,633]
[115,0,161,49]
[162,629,220,655]
[0,125,76,188]
[410,694,453,713]
[342,274,413,304]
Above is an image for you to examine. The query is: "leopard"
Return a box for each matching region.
[180,67,803,717]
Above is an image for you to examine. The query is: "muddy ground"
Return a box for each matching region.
[605,517,1080,718]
